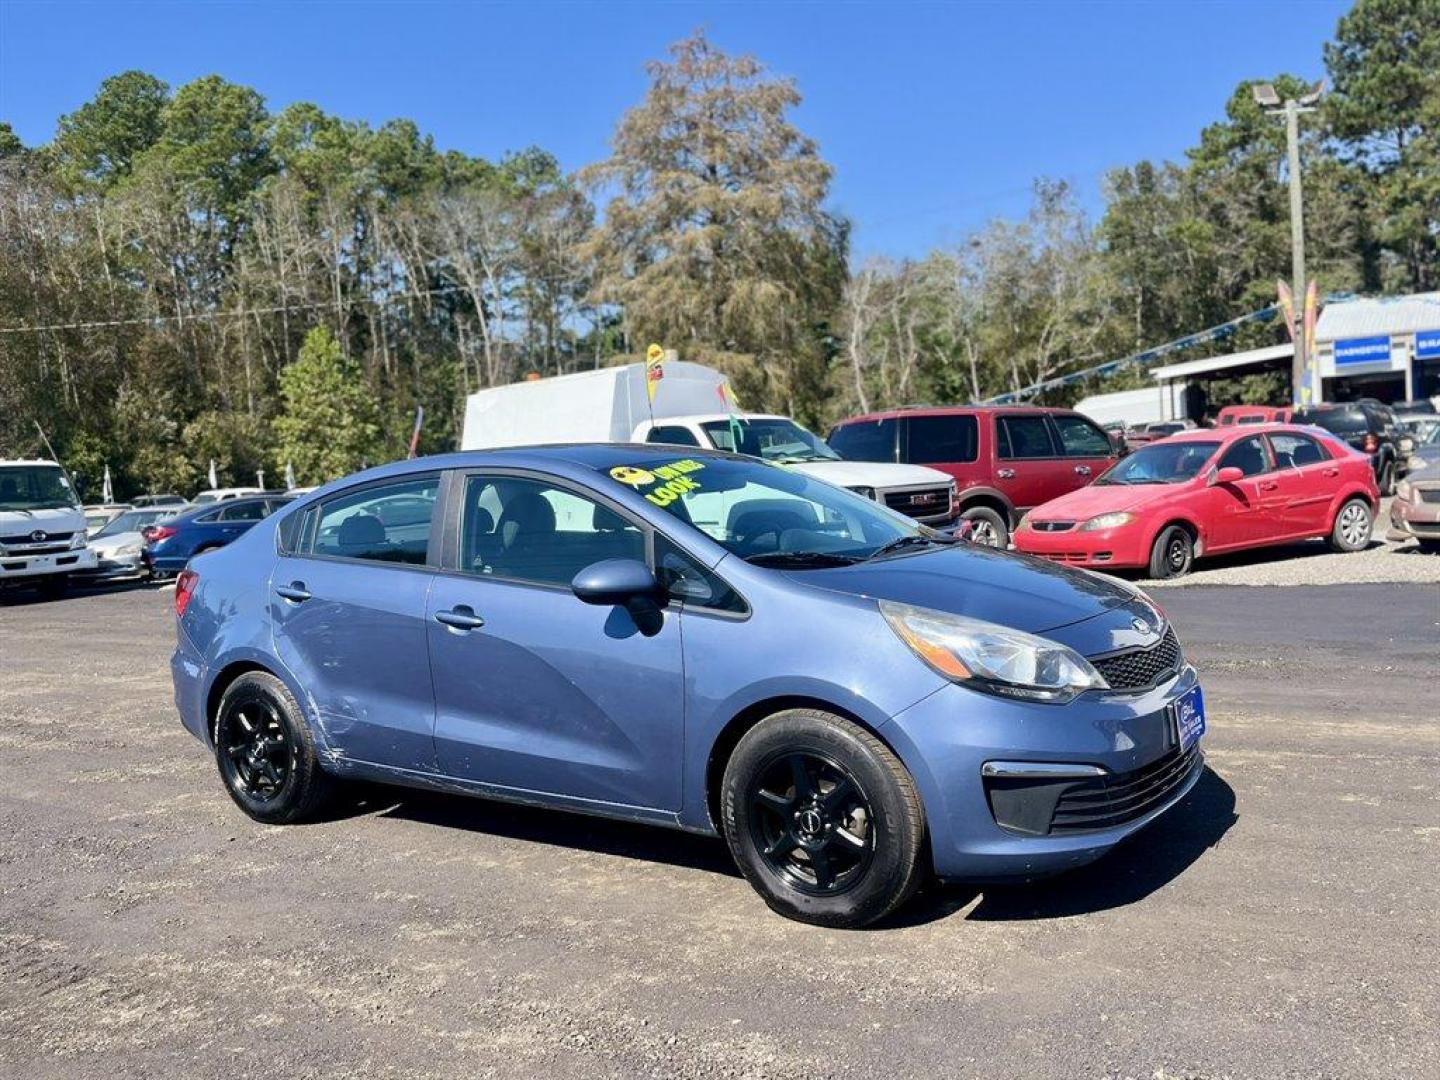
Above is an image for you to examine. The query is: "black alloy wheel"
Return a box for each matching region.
[218,698,293,803]
[1149,524,1194,579]
[747,752,875,895]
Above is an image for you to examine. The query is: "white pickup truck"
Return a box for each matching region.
[0,459,97,596]
[461,362,957,527]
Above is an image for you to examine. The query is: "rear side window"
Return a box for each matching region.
[997,415,1057,459]
[1051,414,1111,457]
[310,476,439,565]
[828,419,898,462]
[905,415,978,464]
[1237,415,1266,425]
[1269,432,1328,468]
[1297,408,1367,434]
[646,425,701,447]
[217,501,267,522]
[1219,436,1271,477]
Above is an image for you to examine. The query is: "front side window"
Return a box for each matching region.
[1051,414,1112,457]
[906,415,979,464]
[654,534,746,613]
[1268,432,1327,468]
[461,475,645,586]
[603,455,929,567]
[828,419,898,463]
[1097,441,1220,486]
[1218,436,1271,477]
[997,415,1057,459]
[0,466,80,512]
[699,418,839,462]
[311,476,438,565]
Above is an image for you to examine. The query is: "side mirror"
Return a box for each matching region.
[1212,466,1245,486]
[571,558,661,607]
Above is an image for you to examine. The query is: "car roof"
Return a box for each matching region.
[176,493,288,519]
[835,404,1072,424]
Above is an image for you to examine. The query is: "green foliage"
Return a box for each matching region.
[52,70,168,190]
[272,327,382,486]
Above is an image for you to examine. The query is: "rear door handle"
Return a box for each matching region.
[435,605,485,631]
[1323,467,1339,477]
[997,468,1016,479]
[276,582,311,603]
[1074,465,1092,475]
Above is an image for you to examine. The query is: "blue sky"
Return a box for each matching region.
[1,0,1348,257]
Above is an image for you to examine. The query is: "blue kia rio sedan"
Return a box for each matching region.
[170,445,1206,927]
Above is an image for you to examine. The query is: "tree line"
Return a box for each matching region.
[0,0,1435,498]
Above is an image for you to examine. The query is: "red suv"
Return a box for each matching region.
[828,406,1118,547]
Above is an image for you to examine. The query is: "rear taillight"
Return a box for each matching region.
[175,569,199,617]
[1363,433,1378,453]
[147,524,177,543]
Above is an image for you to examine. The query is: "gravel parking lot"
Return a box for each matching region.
[2,580,1437,1079]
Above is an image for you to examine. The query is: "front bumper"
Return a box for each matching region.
[76,552,147,580]
[1387,492,1440,542]
[885,665,1205,881]
[0,547,97,581]
[1013,523,1150,569]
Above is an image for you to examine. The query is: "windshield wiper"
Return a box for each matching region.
[866,534,954,561]
[745,550,864,569]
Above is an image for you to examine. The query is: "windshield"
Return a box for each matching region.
[0,465,81,512]
[1097,441,1220,485]
[699,418,840,462]
[95,509,174,538]
[604,455,939,566]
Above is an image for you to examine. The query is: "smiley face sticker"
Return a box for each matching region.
[609,465,656,487]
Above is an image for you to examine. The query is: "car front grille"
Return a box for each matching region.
[1048,744,1202,834]
[1030,520,1076,532]
[1,531,75,547]
[1092,627,1183,691]
[882,486,951,518]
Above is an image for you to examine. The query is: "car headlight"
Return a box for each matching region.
[1396,479,1413,501]
[115,542,144,558]
[880,599,1108,703]
[1081,511,1136,531]
[846,486,876,501]
[69,532,88,549]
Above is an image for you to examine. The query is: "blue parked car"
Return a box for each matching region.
[170,446,1205,927]
[146,494,292,576]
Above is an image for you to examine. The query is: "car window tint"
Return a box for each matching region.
[1219,436,1271,477]
[1051,414,1111,457]
[310,476,439,565]
[906,415,978,464]
[646,425,701,447]
[998,416,1056,459]
[653,535,745,614]
[1269,432,1327,468]
[217,501,267,522]
[461,475,645,587]
[827,419,897,462]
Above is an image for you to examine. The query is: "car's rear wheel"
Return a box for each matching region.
[1328,497,1373,553]
[959,506,1009,549]
[1148,525,1194,579]
[214,671,334,824]
[720,709,925,928]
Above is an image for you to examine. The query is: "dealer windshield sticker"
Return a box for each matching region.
[610,459,707,507]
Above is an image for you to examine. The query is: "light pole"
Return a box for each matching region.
[1253,80,1323,406]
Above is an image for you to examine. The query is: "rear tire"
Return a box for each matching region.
[1328,497,1373,553]
[1419,540,1440,555]
[214,671,334,825]
[721,709,926,928]
[959,506,1009,549]
[1148,525,1194,579]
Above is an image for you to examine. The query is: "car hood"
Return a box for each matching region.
[1028,482,1177,521]
[785,459,952,489]
[91,530,143,555]
[0,505,86,535]
[791,543,1149,643]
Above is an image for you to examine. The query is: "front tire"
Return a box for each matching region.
[1328,497,1373,553]
[720,709,926,928]
[1148,524,1194,579]
[960,506,1009,549]
[214,671,334,824]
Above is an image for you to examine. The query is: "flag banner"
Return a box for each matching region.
[102,465,113,504]
[408,405,425,459]
[645,343,665,402]
[208,459,218,489]
[1277,280,1296,340]
[285,461,296,490]
[1303,280,1319,357]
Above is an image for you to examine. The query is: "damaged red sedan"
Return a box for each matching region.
[1014,425,1379,578]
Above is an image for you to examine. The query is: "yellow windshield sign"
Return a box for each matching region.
[610,458,707,508]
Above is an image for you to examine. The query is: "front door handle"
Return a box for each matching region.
[435,605,485,631]
[276,582,311,603]
[1074,465,1092,476]
[997,468,1016,479]
[1260,481,1279,491]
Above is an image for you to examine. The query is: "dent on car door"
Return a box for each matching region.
[1209,436,1278,548]
[425,471,685,812]
[269,474,443,771]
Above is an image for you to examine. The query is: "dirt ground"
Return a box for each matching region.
[2,581,1437,1079]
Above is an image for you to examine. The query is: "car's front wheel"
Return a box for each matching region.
[720,709,926,928]
[214,671,334,824]
[1148,524,1194,579]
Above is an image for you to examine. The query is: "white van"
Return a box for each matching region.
[0,459,97,595]
[461,363,958,526]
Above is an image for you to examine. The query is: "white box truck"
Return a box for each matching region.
[0,459,97,596]
[461,363,958,526]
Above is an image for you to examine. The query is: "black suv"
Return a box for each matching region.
[1293,400,1404,495]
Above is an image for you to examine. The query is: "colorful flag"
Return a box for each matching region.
[1276,280,1295,340]
[1302,280,1319,357]
[716,382,744,450]
[408,405,425,459]
[645,343,665,402]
